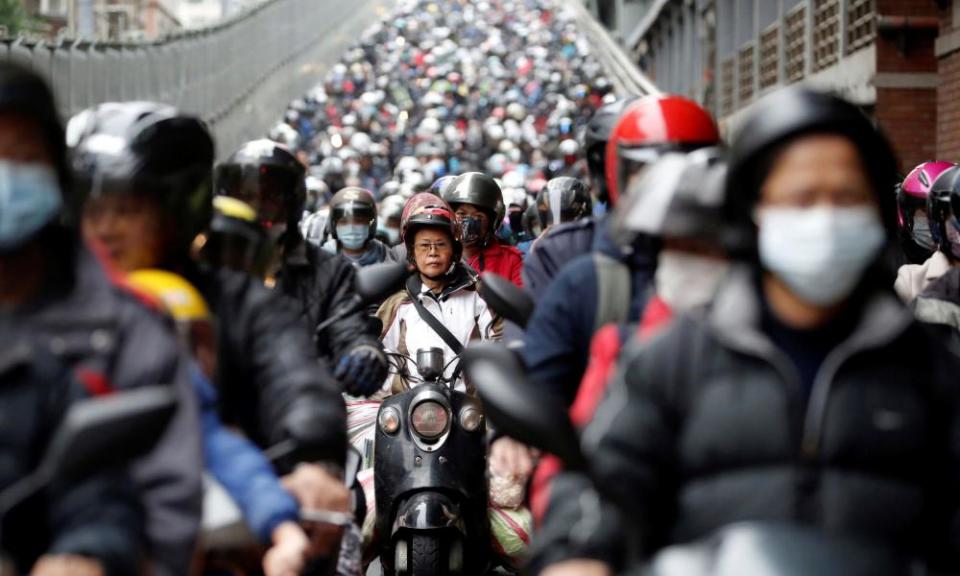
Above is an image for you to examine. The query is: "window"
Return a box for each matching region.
[813,0,841,72]
[784,3,806,83]
[738,43,755,106]
[720,55,735,116]
[846,0,875,55]
[759,25,779,91]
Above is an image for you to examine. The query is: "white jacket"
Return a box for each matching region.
[377,268,500,393]
[894,251,952,303]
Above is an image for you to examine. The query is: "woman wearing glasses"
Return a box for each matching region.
[376,192,502,394]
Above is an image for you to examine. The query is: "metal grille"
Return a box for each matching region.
[846,0,875,54]
[720,55,735,116]
[759,25,779,91]
[813,0,840,72]
[784,3,806,83]
[738,44,755,106]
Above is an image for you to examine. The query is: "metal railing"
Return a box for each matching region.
[0,0,388,157]
[563,0,659,98]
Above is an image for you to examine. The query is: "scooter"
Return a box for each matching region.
[375,347,489,576]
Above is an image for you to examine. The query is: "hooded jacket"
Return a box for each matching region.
[0,339,143,575]
[7,234,202,576]
[554,267,960,570]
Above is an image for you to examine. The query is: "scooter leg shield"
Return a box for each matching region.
[391,492,466,533]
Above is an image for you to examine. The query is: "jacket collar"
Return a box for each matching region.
[708,265,915,357]
[407,263,477,302]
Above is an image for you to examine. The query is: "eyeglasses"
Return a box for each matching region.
[414,241,451,254]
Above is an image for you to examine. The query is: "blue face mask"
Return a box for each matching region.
[337,223,369,250]
[0,162,62,252]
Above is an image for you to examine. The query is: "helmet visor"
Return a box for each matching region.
[216,164,303,226]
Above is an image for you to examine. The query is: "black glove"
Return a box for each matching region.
[335,344,388,397]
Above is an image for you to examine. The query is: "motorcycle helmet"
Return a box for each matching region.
[613,147,726,245]
[522,201,542,238]
[400,191,462,263]
[329,186,377,243]
[585,97,637,204]
[605,94,720,207]
[67,101,215,260]
[215,139,306,252]
[430,174,457,196]
[725,87,898,259]
[442,172,506,228]
[929,166,960,261]
[897,161,954,264]
[537,176,591,227]
[304,176,331,213]
[199,195,266,274]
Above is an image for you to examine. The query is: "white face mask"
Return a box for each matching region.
[757,206,886,306]
[655,250,729,312]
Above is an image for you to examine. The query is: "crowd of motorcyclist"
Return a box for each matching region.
[3,0,960,573]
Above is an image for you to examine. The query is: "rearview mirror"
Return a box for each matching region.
[355,261,409,305]
[44,386,178,481]
[479,272,535,328]
[463,342,584,469]
[0,386,177,516]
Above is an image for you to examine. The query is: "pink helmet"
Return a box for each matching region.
[897,161,956,263]
[902,161,955,198]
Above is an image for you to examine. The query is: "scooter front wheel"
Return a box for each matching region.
[410,534,443,575]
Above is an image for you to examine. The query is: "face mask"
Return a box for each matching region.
[757,206,886,306]
[383,226,400,245]
[0,162,62,251]
[945,216,960,261]
[655,250,729,312]
[459,216,484,246]
[337,223,369,250]
[911,213,935,251]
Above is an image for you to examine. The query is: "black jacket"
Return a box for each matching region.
[278,239,381,363]
[8,234,202,576]
[0,340,142,575]
[542,268,960,571]
[192,265,347,467]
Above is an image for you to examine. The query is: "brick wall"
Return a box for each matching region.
[875,0,940,173]
[938,1,960,161]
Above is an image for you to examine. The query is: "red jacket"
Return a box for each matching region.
[531,296,674,525]
[467,240,524,287]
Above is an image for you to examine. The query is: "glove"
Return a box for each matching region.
[335,345,388,397]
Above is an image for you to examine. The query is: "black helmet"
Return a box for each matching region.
[929,166,960,259]
[612,147,726,245]
[215,139,305,238]
[201,195,267,274]
[584,96,637,203]
[67,101,214,257]
[724,87,897,257]
[537,176,591,227]
[442,171,505,229]
[329,186,377,243]
[522,201,542,238]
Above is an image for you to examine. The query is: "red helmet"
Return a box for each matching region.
[604,95,720,206]
[400,192,463,261]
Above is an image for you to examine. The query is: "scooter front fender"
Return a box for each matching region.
[391,491,466,534]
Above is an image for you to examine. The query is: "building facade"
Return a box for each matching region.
[629,0,946,173]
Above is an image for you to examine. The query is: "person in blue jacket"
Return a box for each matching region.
[127,269,309,576]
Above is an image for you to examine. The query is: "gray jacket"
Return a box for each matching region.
[11,239,202,576]
[549,267,960,571]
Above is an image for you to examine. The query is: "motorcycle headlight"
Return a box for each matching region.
[379,406,401,434]
[411,400,450,439]
[459,406,483,432]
